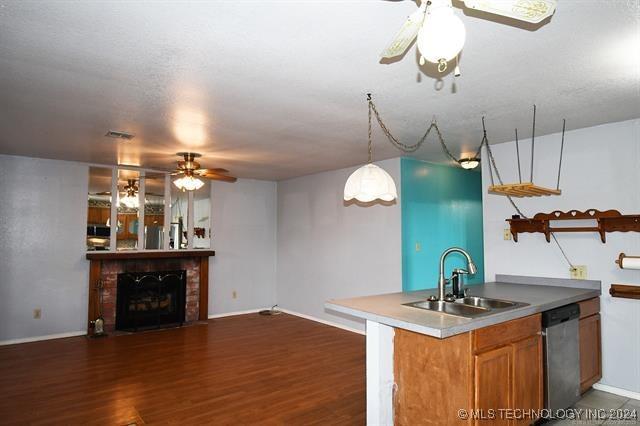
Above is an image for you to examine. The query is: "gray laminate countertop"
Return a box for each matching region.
[325,281,600,338]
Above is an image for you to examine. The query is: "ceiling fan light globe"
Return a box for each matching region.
[417,6,466,65]
[343,163,397,203]
[173,175,205,191]
[119,194,139,208]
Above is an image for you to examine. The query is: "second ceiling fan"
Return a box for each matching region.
[171,152,237,191]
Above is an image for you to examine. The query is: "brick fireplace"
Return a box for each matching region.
[86,251,214,335]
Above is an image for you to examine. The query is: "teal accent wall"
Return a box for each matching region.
[401,157,484,291]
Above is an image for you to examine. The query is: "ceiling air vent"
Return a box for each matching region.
[105,130,135,140]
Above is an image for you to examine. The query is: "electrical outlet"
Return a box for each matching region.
[33,308,41,319]
[415,242,422,252]
[570,265,588,280]
[503,229,512,241]
[232,291,237,299]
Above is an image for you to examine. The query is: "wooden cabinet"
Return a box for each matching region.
[578,298,601,393]
[117,213,139,240]
[394,314,542,426]
[473,315,543,426]
[474,345,512,426]
[87,207,110,225]
[144,214,164,226]
[510,335,543,426]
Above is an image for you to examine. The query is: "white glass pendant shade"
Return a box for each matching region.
[173,175,205,191]
[344,163,397,202]
[417,5,466,64]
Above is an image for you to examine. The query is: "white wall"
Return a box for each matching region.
[0,155,279,342]
[0,155,89,341]
[276,158,403,331]
[210,179,277,314]
[482,119,640,393]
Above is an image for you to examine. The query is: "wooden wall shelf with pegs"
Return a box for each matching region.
[489,182,561,198]
[507,209,640,243]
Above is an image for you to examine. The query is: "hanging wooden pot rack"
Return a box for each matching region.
[487,105,565,198]
[507,209,640,243]
[489,182,561,197]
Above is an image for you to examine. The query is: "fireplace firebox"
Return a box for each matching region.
[116,270,186,331]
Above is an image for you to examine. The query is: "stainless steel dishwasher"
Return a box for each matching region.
[542,303,581,412]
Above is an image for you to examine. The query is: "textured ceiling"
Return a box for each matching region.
[0,0,638,180]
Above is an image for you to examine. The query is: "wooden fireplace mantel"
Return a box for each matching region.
[86,250,215,261]
[86,250,215,335]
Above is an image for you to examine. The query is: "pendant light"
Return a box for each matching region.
[343,95,398,203]
[458,157,480,170]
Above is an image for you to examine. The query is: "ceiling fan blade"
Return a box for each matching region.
[197,170,237,183]
[209,167,230,174]
[380,4,426,59]
[94,191,112,195]
[170,170,185,176]
[462,0,557,24]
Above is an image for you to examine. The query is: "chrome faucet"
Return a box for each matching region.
[437,247,478,301]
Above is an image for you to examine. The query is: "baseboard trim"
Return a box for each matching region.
[0,330,87,346]
[278,308,365,335]
[593,383,640,401]
[208,308,268,319]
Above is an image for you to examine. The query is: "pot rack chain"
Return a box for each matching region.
[480,119,575,269]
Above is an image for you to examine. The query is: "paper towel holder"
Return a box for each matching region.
[609,284,640,300]
[616,253,640,269]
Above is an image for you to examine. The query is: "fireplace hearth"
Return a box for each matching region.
[86,250,214,336]
[116,270,186,332]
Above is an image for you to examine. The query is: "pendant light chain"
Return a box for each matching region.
[368,100,373,163]
[368,98,458,163]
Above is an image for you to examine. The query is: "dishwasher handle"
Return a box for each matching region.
[542,303,580,328]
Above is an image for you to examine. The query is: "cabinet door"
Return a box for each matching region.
[511,334,543,426]
[579,314,602,393]
[87,207,101,224]
[145,214,163,226]
[99,208,111,225]
[474,345,511,426]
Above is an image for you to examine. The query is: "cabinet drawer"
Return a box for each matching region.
[472,314,541,353]
[578,297,600,319]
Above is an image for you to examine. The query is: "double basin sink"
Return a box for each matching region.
[404,296,528,318]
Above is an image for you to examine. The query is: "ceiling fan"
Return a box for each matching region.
[171,152,237,191]
[91,179,163,197]
[380,0,557,72]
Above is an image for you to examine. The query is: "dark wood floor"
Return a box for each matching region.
[0,314,365,425]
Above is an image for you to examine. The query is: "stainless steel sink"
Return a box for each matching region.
[456,296,522,310]
[404,296,529,318]
[403,300,490,318]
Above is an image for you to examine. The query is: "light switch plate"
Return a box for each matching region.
[503,229,512,241]
[33,308,41,319]
[415,242,422,252]
[570,265,587,280]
